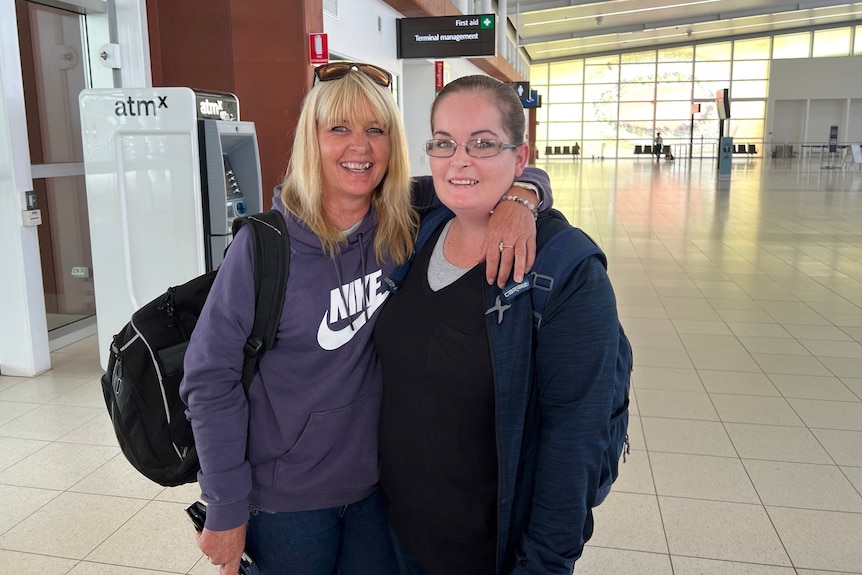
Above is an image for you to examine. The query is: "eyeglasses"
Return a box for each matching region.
[313,62,392,89]
[425,139,519,159]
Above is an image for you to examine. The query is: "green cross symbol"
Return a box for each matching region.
[480,16,494,29]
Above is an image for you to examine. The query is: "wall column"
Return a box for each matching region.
[146,0,323,203]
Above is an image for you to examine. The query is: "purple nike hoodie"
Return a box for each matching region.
[181,197,399,532]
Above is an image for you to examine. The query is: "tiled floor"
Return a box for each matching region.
[1,157,861,574]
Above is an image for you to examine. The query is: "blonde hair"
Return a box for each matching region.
[281,68,417,264]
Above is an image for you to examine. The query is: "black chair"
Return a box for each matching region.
[634,145,643,155]
[644,145,652,154]
[735,144,746,154]
[562,146,570,155]
[545,146,552,156]
[553,146,561,155]
[748,144,757,155]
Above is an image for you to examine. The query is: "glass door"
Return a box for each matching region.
[16,0,95,334]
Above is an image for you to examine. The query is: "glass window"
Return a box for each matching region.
[696,42,731,61]
[694,81,730,100]
[547,122,582,141]
[621,50,656,64]
[658,46,694,62]
[734,37,771,60]
[534,103,549,125]
[549,60,583,83]
[25,5,86,164]
[728,100,766,119]
[619,102,655,122]
[813,27,851,57]
[583,122,618,141]
[730,80,768,99]
[548,85,583,103]
[657,82,692,101]
[530,64,549,85]
[546,103,582,121]
[585,62,619,83]
[620,82,655,102]
[732,60,769,80]
[728,119,765,140]
[773,32,810,59]
[584,98,618,122]
[658,62,693,81]
[619,115,654,143]
[856,26,862,55]
[583,84,619,105]
[535,123,548,142]
[656,102,691,121]
[620,63,656,83]
[586,55,619,67]
[694,61,731,81]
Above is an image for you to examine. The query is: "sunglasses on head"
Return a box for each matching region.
[313,62,392,89]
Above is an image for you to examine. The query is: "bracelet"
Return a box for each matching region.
[499,194,538,219]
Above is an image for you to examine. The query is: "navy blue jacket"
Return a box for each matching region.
[389,209,619,573]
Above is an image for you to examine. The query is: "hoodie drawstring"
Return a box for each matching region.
[331,232,370,331]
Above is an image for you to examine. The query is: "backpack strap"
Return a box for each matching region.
[232,210,290,391]
[530,210,606,329]
[384,205,454,292]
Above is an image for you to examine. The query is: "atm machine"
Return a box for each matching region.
[79,88,263,369]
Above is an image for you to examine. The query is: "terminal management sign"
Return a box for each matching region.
[397,14,495,59]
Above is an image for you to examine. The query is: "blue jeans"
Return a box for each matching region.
[245,489,397,575]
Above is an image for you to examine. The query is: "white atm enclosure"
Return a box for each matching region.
[79,87,262,369]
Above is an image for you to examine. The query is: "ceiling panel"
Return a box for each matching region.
[505,0,862,61]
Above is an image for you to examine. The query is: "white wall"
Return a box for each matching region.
[770,57,862,99]
[324,1,403,78]
[0,0,50,376]
[767,56,862,144]
[850,99,862,143]
[808,99,846,142]
[771,100,806,143]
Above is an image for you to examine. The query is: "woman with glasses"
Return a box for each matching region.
[181,64,551,575]
[375,75,622,574]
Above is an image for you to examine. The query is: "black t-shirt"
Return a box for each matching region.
[375,227,498,575]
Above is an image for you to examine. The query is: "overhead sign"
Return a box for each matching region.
[511,81,530,100]
[397,14,495,59]
[521,89,541,109]
[309,33,329,65]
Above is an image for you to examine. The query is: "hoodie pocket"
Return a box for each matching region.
[272,394,380,493]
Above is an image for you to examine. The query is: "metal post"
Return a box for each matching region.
[689,103,700,160]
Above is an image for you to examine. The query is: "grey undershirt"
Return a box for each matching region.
[428,220,472,291]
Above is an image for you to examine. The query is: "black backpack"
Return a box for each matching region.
[100,210,289,487]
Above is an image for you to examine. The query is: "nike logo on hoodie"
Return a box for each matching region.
[317,270,389,350]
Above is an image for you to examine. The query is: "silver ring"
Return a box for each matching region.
[499,242,514,252]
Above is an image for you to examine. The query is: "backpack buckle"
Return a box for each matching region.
[244,336,264,357]
[531,272,554,292]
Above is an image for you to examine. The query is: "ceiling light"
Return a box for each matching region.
[524,0,720,27]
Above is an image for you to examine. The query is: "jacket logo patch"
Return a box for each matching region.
[485,296,511,324]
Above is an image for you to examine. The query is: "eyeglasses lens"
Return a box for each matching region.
[426,139,511,158]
